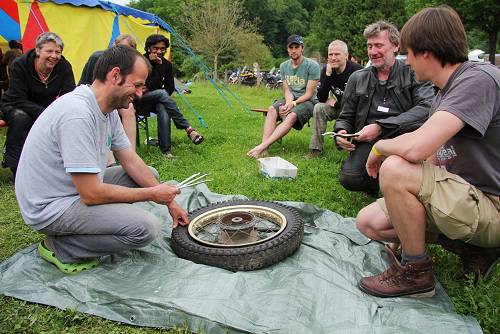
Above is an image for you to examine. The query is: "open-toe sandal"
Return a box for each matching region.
[187,128,204,145]
[38,241,98,274]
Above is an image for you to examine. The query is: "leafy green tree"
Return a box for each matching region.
[405,0,499,64]
[129,0,275,78]
[309,0,407,63]
[180,0,257,79]
[467,29,490,52]
[242,0,311,57]
[128,0,185,34]
[444,0,499,64]
[233,32,274,68]
[405,0,439,16]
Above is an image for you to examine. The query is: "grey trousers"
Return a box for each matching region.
[308,103,340,151]
[39,166,162,263]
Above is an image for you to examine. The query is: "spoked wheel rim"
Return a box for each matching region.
[171,200,304,271]
[187,205,287,247]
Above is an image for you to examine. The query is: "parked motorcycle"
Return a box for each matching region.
[263,68,282,90]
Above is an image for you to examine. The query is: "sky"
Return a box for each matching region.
[108,0,130,6]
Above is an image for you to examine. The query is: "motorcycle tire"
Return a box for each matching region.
[171,200,304,271]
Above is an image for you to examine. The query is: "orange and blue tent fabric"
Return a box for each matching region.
[0,0,171,82]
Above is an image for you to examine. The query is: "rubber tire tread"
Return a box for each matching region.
[170,200,304,271]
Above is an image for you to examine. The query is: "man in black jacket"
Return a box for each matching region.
[306,40,362,158]
[134,34,203,159]
[1,32,75,180]
[333,21,434,194]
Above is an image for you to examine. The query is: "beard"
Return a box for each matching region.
[110,93,132,110]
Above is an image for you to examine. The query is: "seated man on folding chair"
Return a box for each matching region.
[134,34,204,159]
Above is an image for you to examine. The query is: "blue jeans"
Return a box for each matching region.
[135,90,190,153]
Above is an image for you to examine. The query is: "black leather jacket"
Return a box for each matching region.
[334,60,434,138]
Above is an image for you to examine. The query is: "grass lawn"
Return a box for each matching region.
[0,81,498,333]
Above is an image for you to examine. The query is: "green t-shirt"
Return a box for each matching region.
[280,57,321,101]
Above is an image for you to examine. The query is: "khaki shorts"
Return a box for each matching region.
[376,161,500,247]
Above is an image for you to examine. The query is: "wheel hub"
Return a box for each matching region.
[217,212,259,244]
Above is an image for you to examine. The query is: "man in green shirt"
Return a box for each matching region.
[247,35,320,158]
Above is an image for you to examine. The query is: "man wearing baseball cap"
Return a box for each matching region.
[247,34,320,158]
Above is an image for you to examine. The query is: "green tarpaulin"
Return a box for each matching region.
[0,185,482,333]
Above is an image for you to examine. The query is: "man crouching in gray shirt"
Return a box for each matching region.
[15,45,189,274]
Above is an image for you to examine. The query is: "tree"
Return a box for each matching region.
[444,0,499,64]
[128,0,185,34]
[242,0,311,57]
[309,0,407,63]
[406,0,499,64]
[233,32,274,68]
[180,0,256,79]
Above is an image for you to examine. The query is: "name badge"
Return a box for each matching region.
[377,106,389,113]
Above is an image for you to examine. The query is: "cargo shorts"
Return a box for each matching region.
[272,99,314,131]
[376,161,500,247]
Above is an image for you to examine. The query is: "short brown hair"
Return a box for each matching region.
[93,45,150,84]
[400,5,468,66]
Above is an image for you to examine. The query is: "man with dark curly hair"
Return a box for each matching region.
[134,34,204,159]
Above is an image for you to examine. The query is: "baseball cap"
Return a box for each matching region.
[287,34,303,47]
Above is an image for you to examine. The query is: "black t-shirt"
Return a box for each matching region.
[316,60,363,106]
[366,80,401,124]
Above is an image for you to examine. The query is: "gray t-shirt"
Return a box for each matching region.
[280,57,320,101]
[15,85,130,230]
[433,61,500,196]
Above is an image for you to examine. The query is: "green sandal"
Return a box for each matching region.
[38,241,98,274]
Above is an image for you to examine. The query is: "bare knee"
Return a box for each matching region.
[356,205,375,237]
[356,202,389,241]
[266,107,278,118]
[379,156,406,189]
[284,112,298,124]
[379,155,420,194]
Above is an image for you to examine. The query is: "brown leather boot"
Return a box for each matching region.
[359,254,435,298]
[437,235,500,279]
